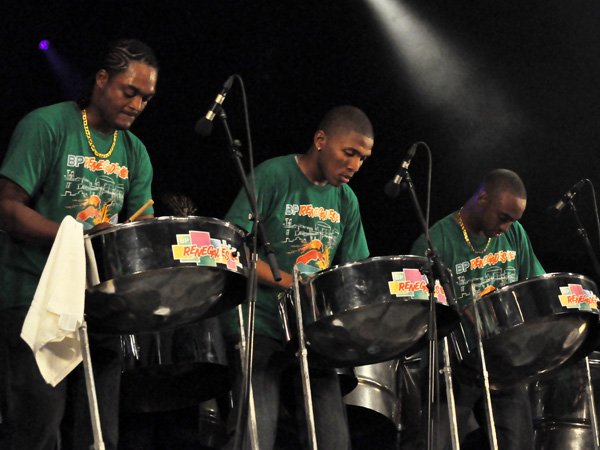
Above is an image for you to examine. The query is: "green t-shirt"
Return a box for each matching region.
[411,212,545,310]
[0,101,154,309]
[222,154,370,340]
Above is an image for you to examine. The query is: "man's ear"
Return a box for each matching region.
[95,69,109,89]
[477,190,489,205]
[313,130,327,150]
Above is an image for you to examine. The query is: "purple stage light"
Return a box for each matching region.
[39,40,50,50]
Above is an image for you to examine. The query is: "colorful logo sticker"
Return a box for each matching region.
[558,284,599,312]
[172,230,242,271]
[388,269,447,305]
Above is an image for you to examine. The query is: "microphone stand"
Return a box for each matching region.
[401,171,460,450]
[564,199,600,449]
[215,106,282,450]
[566,199,600,281]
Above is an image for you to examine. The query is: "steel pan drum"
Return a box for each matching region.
[529,352,600,450]
[452,273,600,388]
[397,353,427,448]
[343,360,400,439]
[120,317,229,412]
[289,256,459,367]
[84,216,248,334]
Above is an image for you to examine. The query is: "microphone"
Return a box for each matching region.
[194,76,234,136]
[384,143,418,198]
[549,179,585,215]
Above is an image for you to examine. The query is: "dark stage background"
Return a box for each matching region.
[2,0,600,280]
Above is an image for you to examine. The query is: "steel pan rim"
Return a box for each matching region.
[305,254,429,284]
[480,272,596,299]
[83,215,247,240]
[86,264,242,291]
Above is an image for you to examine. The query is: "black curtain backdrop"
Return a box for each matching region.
[2,0,600,280]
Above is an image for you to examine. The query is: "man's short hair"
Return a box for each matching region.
[480,169,527,199]
[318,105,374,139]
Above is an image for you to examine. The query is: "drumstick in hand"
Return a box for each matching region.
[127,199,154,222]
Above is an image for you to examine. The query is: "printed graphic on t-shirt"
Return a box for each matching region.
[284,203,340,274]
[64,155,127,229]
[454,251,518,300]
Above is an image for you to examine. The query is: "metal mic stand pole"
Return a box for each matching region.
[234,240,260,450]
[236,296,260,450]
[566,199,600,282]
[216,107,282,450]
[402,172,460,450]
[565,199,600,448]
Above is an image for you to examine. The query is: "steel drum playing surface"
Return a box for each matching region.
[451,273,600,388]
[84,216,248,334]
[293,255,460,367]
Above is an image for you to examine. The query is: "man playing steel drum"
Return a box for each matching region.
[0,39,158,450]
[410,169,545,450]
[221,105,374,450]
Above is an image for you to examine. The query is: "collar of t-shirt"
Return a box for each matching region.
[295,154,328,186]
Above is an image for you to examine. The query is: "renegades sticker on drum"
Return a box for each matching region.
[558,283,599,312]
[171,230,242,271]
[388,269,448,305]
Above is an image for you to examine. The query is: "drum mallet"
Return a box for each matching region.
[127,199,154,222]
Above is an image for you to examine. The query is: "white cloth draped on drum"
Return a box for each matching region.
[20,215,85,386]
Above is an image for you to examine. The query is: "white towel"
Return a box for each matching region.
[21,215,85,386]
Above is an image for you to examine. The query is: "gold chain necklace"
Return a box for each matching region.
[82,109,118,159]
[458,208,491,255]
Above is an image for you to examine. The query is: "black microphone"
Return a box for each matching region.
[194,76,234,136]
[384,143,418,198]
[549,179,585,215]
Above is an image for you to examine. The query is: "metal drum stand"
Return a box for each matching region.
[291,265,318,450]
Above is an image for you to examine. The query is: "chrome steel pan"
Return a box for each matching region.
[452,273,600,388]
[120,316,230,412]
[343,360,400,441]
[85,216,247,334]
[530,351,600,425]
[293,255,459,367]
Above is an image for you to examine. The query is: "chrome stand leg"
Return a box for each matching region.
[237,305,260,450]
[469,283,497,450]
[78,322,105,450]
[441,337,460,450]
[585,356,600,450]
[292,266,318,450]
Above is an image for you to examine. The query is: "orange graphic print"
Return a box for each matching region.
[72,195,116,226]
[294,239,330,270]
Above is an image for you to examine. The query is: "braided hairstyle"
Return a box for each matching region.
[77,39,159,109]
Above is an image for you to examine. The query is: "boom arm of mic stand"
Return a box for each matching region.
[567,199,600,281]
[217,107,282,282]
